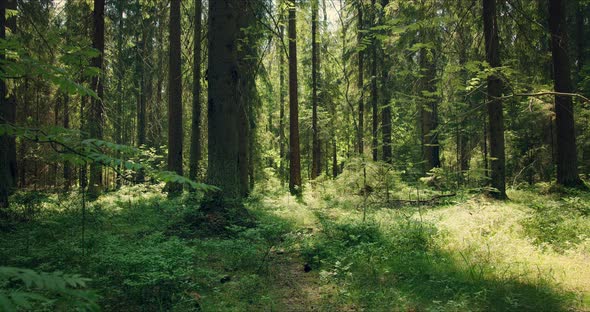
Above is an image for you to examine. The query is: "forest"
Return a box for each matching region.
[1,0,590,310]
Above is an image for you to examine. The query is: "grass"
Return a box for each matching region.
[1,173,589,311]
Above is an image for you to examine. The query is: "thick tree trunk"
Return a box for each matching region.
[483,0,507,198]
[288,2,302,194]
[311,0,321,179]
[190,0,202,182]
[167,0,184,194]
[89,0,105,197]
[207,0,241,199]
[549,0,583,187]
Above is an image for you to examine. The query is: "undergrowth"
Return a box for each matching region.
[0,166,588,311]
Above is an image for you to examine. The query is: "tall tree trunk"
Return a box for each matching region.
[0,3,11,209]
[63,92,72,191]
[381,60,392,164]
[549,0,583,187]
[458,46,472,173]
[380,0,392,164]
[167,0,184,194]
[575,0,585,85]
[114,0,124,188]
[88,0,105,197]
[19,79,28,188]
[419,44,440,172]
[357,3,364,155]
[279,18,286,184]
[370,0,378,161]
[207,0,241,199]
[311,0,321,179]
[190,0,202,182]
[483,0,507,198]
[237,1,260,197]
[288,2,302,194]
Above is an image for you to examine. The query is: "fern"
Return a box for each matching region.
[0,267,99,311]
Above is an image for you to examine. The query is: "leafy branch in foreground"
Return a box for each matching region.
[0,267,99,312]
[0,124,218,192]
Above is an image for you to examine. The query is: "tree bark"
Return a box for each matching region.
[483,0,507,198]
[237,1,258,197]
[190,0,203,182]
[419,44,440,172]
[549,0,583,187]
[207,0,241,199]
[167,0,184,194]
[0,4,11,208]
[357,3,364,155]
[311,0,321,179]
[279,16,286,184]
[88,0,105,197]
[63,92,72,191]
[370,0,378,161]
[288,2,302,194]
[379,0,392,164]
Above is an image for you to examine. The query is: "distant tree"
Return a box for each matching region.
[356,1,364,155]
[279,3,286,184]
[370,0,378,161]
[419,39,440,172]
[380,0,392,164]
[311,0,321,179]
[288,1,302,194]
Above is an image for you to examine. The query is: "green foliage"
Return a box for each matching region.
[521,197,590,251]
[0,267,98,312]
[0,125,217,193]
[0,38,98,98]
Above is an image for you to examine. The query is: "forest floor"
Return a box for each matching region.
[1,173,590,311]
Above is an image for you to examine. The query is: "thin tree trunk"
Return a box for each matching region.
[0,4,11,208]
[167,0,184,194]
[419,43,440,172]
[549,0,583,187]
[311,0,321,179]
[190,0,203,182]
[483,0,507,198]
[371,0,378,161]
[357,3,364,155]
[63,88,72,192]
[288,2,302,194]
[114,0,124,188]
[89,0,105,197]
[380,0,392,164]
[279,17,286,184]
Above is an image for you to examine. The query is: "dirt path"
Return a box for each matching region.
[267,250,336,311]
